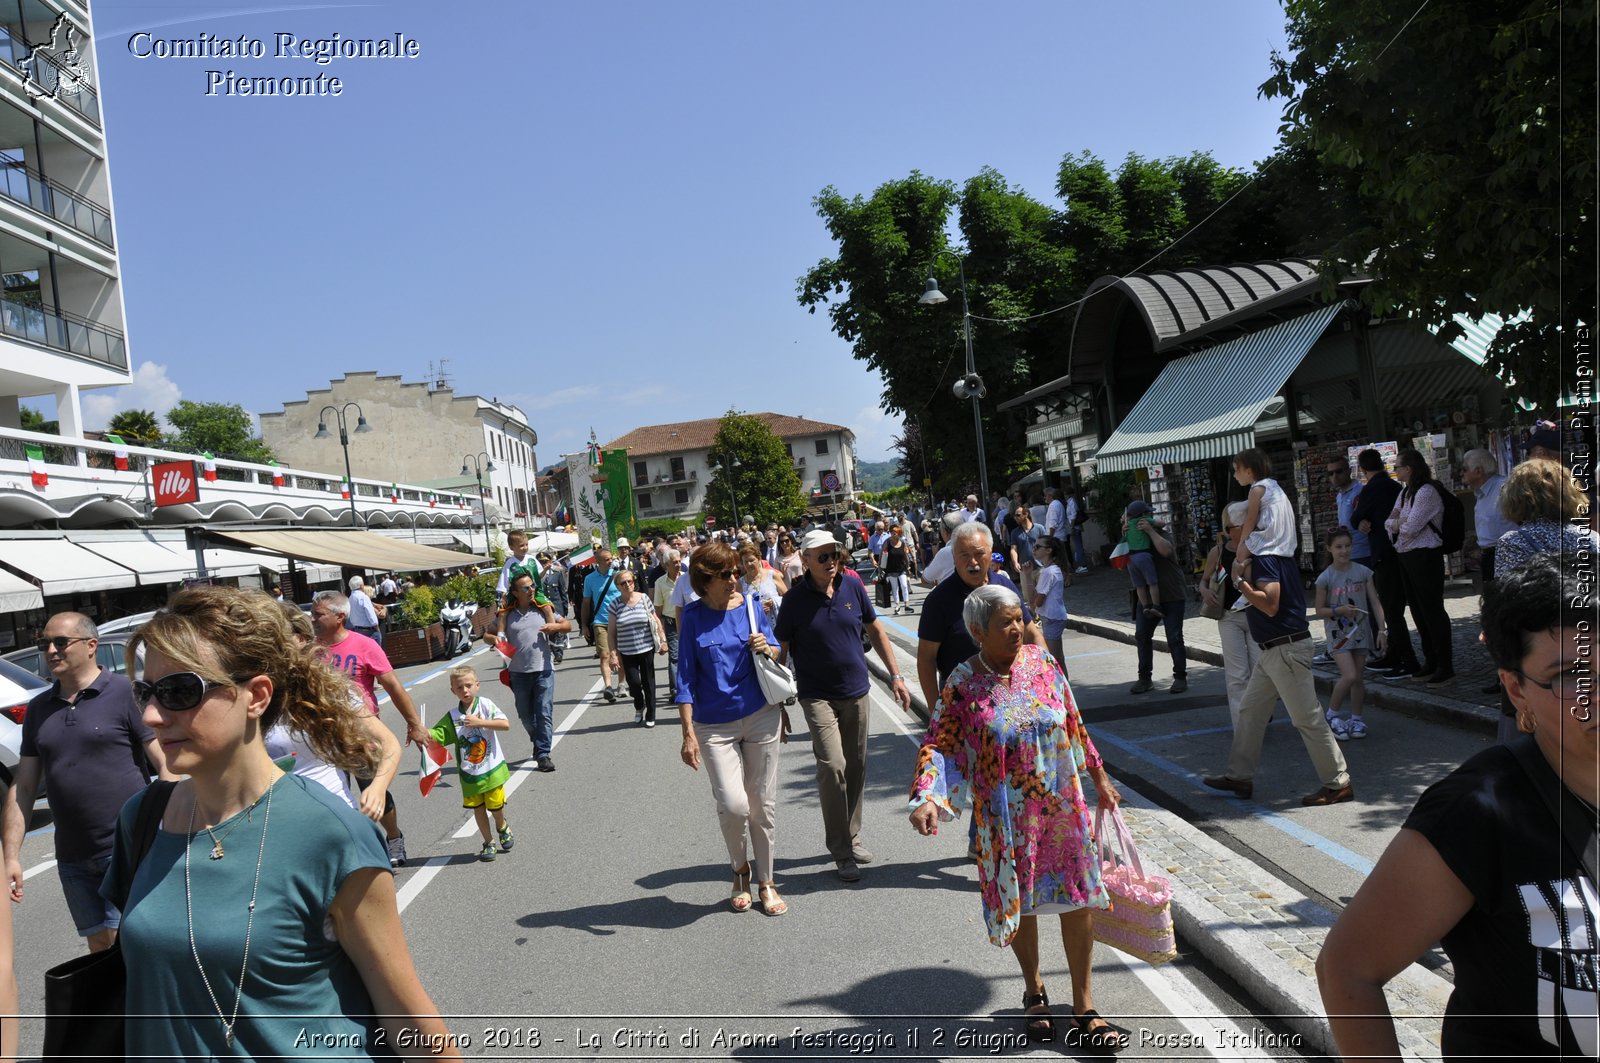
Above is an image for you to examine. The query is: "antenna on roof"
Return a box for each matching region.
[426,359,453,392]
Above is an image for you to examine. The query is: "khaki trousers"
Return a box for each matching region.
[799,693,871,862]
[1226,638,1350,789]
[694,704,782,881]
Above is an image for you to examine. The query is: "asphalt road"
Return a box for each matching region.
[2,609,1336,1061]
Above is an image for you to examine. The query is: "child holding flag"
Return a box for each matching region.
[427,666,514,861]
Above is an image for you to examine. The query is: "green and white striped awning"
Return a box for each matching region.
[1094,302,1346,473]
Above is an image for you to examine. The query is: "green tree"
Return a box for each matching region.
[19,406,57,434]
[1262,0,1596,408]
[164,400,275,464]
[703,412,804,529]
[800,152,1300,498]
[107,408,163,445]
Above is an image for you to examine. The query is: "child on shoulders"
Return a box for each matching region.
[1230,447,1299,585]
[1121,500,1166,621]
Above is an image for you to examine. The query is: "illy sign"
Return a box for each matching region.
[152,460,201,507]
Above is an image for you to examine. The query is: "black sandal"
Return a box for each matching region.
[1067,1008,1127,1055]
[1021,989,1054,1042]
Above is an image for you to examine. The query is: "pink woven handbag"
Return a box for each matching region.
[1093,807,1178,965]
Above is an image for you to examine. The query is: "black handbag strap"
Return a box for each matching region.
[1508,735,1599,885]
[129,780,177,873]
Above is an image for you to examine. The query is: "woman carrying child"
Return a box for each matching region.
[1313,527,1387,740]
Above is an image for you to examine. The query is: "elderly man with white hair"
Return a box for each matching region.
[345,575,386,644]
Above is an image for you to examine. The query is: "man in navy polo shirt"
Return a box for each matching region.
[776,530,912,883]
[1203,554,1355,806]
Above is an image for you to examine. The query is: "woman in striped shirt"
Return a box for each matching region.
[607,571,667,726]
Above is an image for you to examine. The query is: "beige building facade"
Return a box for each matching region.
[259,372,544,518]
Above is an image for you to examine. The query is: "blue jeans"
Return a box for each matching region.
[509,669,555,759]
[1135,598,1188,680]
[58,855,119,936]
[663,618,680,701]
[1069,527,1087,568]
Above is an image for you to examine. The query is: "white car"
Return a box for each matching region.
[0,657,48,788]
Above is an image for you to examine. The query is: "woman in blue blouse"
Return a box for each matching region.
[676,541,788,916]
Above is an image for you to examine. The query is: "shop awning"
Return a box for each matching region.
[0,567,42,613]
[79,538,193,585]
[1094,302,1346,473]
[200,548,277,579]
[204,529,484,572]
[0,539,138,595]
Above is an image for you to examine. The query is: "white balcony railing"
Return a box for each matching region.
[0,426,476,529]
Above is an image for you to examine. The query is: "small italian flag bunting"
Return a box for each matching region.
[24,444,47,488]
[270,461,285,488]
[428,492,437,508]
[390,482,399,503]
[340,476,351,500]
[106,434,129,471]
[201,452,218,482]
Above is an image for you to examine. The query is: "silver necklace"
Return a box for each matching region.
[186,778,275,1049]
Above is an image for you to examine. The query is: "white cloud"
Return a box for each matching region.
[80,361,183,431]
[849,404,902,463]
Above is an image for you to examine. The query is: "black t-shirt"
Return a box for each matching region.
[883,539,908,574]
[1243,554,1309,644]
[917,572,1031,687]
[1404,741,1598,1059]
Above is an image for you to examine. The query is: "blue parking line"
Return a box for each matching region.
[1144,718,1289,743]
[1091,729,1375,876]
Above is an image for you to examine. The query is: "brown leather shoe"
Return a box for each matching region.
[1301,784,1355,806]
[1202,775,1253,799]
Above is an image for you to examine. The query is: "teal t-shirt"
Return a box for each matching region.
[102,774,393,1060]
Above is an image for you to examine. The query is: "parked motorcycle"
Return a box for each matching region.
[439,599,475,657]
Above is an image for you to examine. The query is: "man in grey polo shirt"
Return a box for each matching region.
[3,612,177,952]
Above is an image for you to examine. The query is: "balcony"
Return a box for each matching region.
[650,468,696,485]
[0,295,124,369]
[0,27,101,129]
[0,152,113,246]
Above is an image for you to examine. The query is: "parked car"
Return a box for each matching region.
[0,658,48,787]
[3,633,136,682]
[839,519,872,551]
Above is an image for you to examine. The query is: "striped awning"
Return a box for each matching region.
[1094,303,1346,473]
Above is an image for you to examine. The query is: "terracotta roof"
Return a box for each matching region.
[604,413,851,458]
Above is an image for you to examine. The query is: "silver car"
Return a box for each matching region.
[0,658,48,788]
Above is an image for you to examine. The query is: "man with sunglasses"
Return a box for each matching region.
[776,530,913,882]
[3,613,178,954]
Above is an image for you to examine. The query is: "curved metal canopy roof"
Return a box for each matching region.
[1083,258,1324,352]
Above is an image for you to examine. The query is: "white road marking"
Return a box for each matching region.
[396,677,602,914]
[23,858,56,879]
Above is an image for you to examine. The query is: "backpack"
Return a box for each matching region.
[1426,482,1466,554]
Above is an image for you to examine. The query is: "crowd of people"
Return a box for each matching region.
[0,423,1589,1058]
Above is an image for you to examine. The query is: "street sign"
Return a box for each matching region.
[820,471,842,493]
[152,460,200,507]
[705,516,717,527]
[923,478,932,487]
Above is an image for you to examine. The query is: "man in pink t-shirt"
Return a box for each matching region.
[312,590,428,866]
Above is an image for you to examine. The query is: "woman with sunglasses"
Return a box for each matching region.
[676,541,788,915]
[104,587,457,1061]
[606,570,668,726]
[487,571,571,772]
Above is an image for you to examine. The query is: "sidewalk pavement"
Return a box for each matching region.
[1060,562,1502,733]
[875,573,1459,1059]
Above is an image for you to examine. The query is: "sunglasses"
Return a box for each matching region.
[132,672,239,712]
[36,636,90,654]
[713,569,738,581]
[812,552,838,565]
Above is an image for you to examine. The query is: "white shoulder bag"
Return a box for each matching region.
[745,594,797,704]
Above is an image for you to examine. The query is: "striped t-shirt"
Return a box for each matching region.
[612,596,657,656]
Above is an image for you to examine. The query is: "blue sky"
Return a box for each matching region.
[75,0,1291,463]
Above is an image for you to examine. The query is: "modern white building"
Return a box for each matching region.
[259,371,544,525]
[0,1,129,441]
[604,413,859,520]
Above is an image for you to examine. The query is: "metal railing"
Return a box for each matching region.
[0,295,126,368]
[0,152,113,246]
[0,30,101,128]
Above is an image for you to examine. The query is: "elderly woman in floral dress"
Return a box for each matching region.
[909,584,1125,1053]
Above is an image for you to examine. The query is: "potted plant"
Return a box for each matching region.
[383,585,445,666]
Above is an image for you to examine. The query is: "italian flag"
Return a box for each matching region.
[24,444,46,488]
[428,492,437,508]
[340,476,350,500]
[106,433,129,471]
[270,462,285,487]
[201,453,218,482]
[390,482,399,503]
[418,736,450,797]
[566,544,595,567]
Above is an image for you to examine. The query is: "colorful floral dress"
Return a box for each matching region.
[908,644,1109,947]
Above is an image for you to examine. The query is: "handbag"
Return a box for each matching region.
[649,601,666,654]
[745,595,797,704]
[43,780,177,1060]
[1092,806,1177,965]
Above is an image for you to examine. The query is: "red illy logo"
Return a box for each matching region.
[152,460,200,507]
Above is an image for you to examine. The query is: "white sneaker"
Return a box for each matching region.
[1074,567,1089,575]
[1329,715,1350,741]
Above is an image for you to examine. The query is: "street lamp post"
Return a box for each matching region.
[314,402,373,525]
[918,253,990,512]
[461,452,496,555]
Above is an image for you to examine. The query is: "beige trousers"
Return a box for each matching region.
[1225,638,1350,789]
[694,704,782,881]
[1216,609,1264,730]
[799,693,871,862]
